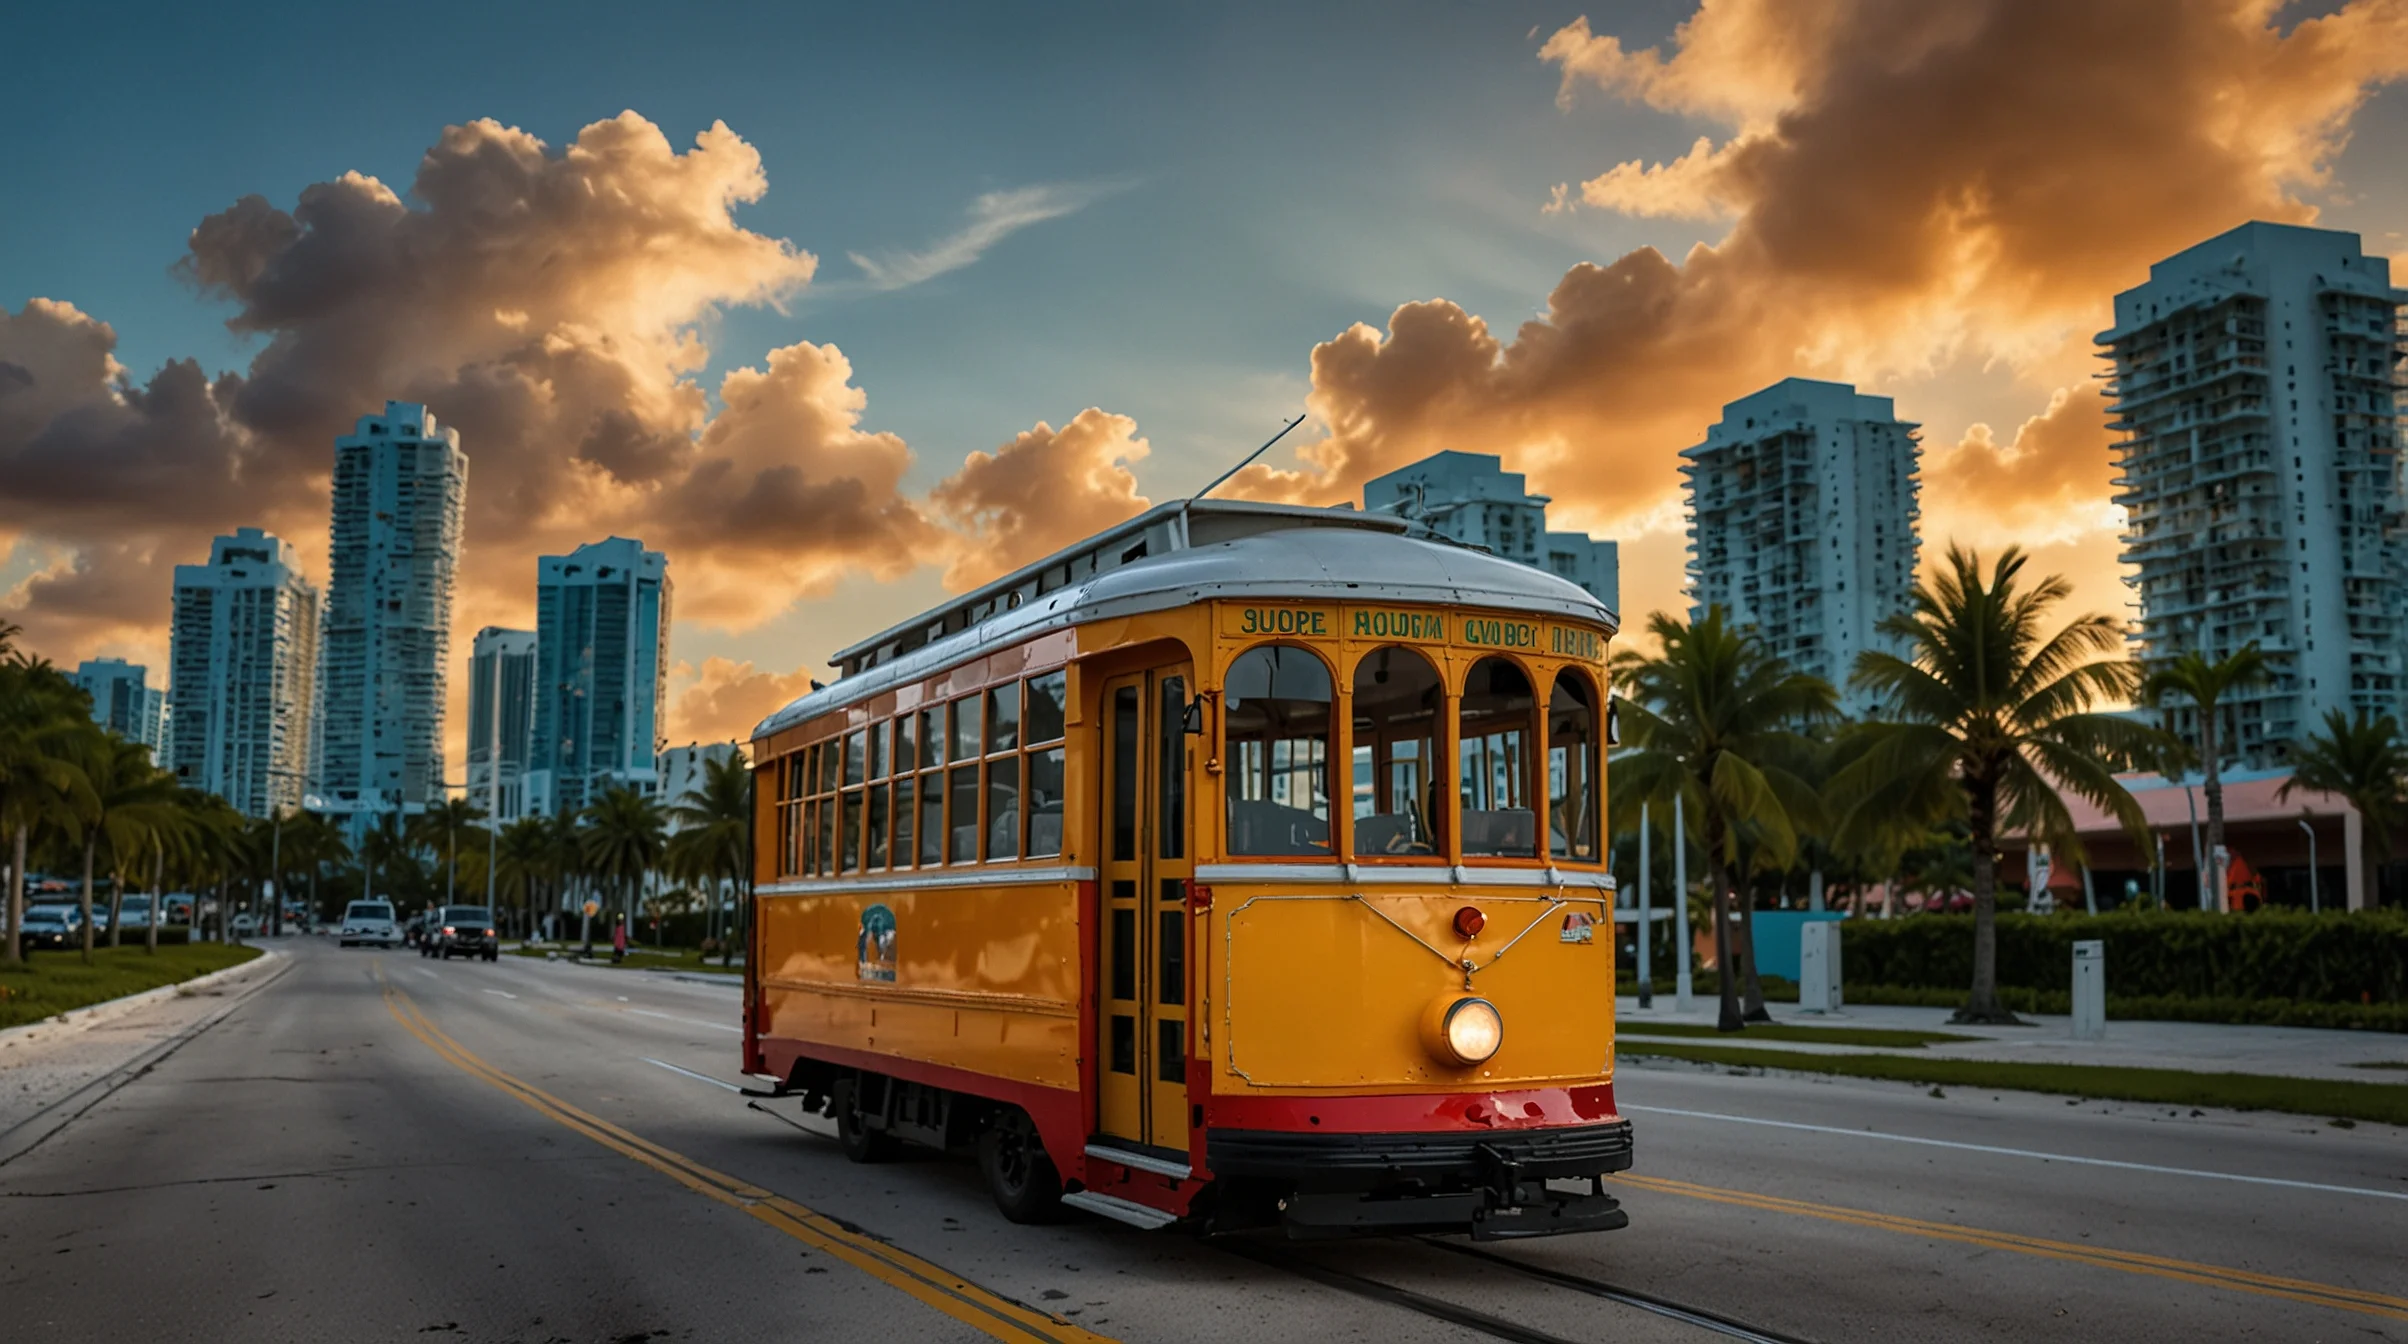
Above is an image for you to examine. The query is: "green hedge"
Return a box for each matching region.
[1839,911,2408,1005]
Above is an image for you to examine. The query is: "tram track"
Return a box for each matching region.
[1220,1234,1812,1344]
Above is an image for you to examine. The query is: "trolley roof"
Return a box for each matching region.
[753,499,1615,741]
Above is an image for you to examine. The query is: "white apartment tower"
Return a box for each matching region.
[1682,378,1921,711]
[1363,451,1621,612]
[526,538,672,818]
[167,528,319,817]
[316,401,468,817]
[2101,221,2408,767]
[467,627,538,824]
[72,657,167,757]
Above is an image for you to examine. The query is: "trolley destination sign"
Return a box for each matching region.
[1219,602,1606,661]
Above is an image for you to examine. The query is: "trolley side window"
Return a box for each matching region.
[949,697,980,863]
[1349,646,1443,859]
[1224,646,1331,857]
[1459,656,1537,858]
[1025,671,1068,859]
[1548,670,1602,863]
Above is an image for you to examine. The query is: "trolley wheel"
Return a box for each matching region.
[978,1109,1066,1224]
[832,1076,898,1163]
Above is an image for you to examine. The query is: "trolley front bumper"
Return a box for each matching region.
[1208,1118,1635,1240]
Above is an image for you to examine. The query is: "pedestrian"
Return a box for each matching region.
[612,914,627,965]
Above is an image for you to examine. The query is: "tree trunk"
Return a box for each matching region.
[79,832,97,963]
[1735,879,1770,1022]
[145,846,161,953]
[4,824,26,967]
[2200,708,2225,914]
[1706,811,1744,1032]
[106,862,127,949]
[1954,777,2023,1025]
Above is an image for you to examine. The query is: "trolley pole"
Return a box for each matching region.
[1673,793,1693,1013]
[1636,802,1652,1011]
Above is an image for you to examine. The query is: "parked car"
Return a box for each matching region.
[113,895,154,931]
[337,900,401,948]
[17,907,77,951]
[231,912,260,937]
[423,905,500,961]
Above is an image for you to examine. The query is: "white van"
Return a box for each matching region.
[338,901,401,948]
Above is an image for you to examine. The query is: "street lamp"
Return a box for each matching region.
[2298,817,2320,915]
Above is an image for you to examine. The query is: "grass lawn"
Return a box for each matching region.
[1617,1041,2408,1127]
[0,943,264,1031]
[508,944,744,975]
[1618,1022,1977,1049]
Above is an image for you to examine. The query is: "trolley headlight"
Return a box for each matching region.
[1421,994,1504,1068]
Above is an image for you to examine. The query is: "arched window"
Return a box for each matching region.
[1224,646,1332,857]
[1458,656,1536,858]
[1548,671,1601,862]
[1350,647,1443,858]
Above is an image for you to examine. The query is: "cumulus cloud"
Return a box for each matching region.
[1234,0,2408,629]
[929,408,1153,590]
[849,182,1118,291]
[669,656,824,745]
[1924,385,2121,547]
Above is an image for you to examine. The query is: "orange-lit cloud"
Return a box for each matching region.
[929,408,1152,590]
[1237,0,2408,634]
[668,656,821,745]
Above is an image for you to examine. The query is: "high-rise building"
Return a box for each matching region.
[526,538,671,817]
[167,529,319,817]
[1363,451,1620,611]
[72,658,166,757]
[2101,221,2408,767]
[1682,377,1921,712]
[467,627,537,825]
[315,401,468,818]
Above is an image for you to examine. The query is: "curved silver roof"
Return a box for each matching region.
[753,521,1618,741]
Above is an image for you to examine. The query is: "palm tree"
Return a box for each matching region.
[69,734,178,959]
[582,787,666,952]
[358,813,417,910]
[162,788,245,946]
[1840,546,2166,1023]
[494,816,552,937]
[1612,608,1837,1031]
[408,796,488,906]
[543,812,586,944]
[275,810,352,924]
[666,752,752,964]
[0,656,93,965]
[2281,709,2408,908]
[2142,646,2269,912]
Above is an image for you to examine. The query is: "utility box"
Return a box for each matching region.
[2071,939,2106,1041]
[1799,920,1843,1013]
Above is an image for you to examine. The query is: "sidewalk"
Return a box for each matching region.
[1615,994,2408,1084]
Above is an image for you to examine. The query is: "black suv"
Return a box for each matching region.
[424,905,500,961]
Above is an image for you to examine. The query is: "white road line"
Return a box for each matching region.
[643,1057,743,1092]
[414,969,437,981]
[624,1007,743,1035]
[482,989,518,1000]
[1622,1103,2408,1203]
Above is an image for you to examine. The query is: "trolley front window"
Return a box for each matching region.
[1548,671,1601,863]
[1350,646,1442,859]
[1459,656,1536,858]
[1224,646,1331,857]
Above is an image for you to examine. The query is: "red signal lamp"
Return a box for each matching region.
[1452,906,1486,940]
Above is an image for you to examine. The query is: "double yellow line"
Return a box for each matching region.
[375,966,1115,1344]
[1619,1173,2408,1322]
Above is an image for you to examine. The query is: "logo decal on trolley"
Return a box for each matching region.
[1559,910,1596,945]
[857,903,898,983]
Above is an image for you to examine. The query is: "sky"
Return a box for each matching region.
[5,0,2407,764]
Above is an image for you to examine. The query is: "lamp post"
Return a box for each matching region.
[2299,817,2320,915]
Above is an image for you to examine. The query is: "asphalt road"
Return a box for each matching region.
[1,938,2401,1343]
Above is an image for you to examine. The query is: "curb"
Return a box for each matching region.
[0,946,285,1052]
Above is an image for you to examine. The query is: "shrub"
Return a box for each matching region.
[1839,911,2408,1005]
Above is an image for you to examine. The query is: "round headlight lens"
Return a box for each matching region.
[1439,996,1504,1066]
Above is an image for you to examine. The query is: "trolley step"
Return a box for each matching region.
[1062,1190,1179,1229]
